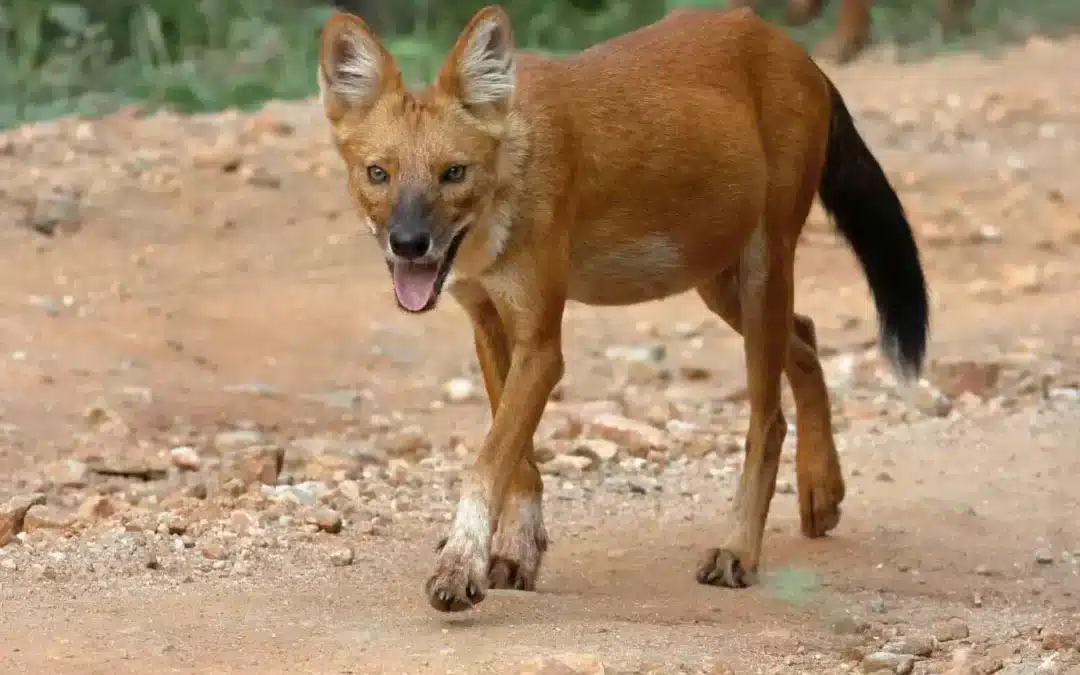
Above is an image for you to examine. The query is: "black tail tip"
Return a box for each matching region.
[880,316,928,382]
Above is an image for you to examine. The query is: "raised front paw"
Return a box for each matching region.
[425,537,489,612]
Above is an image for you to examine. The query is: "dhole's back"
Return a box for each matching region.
[506,8,832,305]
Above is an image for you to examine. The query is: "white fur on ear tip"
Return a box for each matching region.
[459,19,515,107]
[329,33,380,105]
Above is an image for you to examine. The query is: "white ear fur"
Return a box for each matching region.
[321,30,382,108]
[457,19,515,109]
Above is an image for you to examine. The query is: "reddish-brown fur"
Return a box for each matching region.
[317,4,928,612]
[730,0,975,63]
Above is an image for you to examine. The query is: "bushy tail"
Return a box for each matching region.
[817,75,929,379]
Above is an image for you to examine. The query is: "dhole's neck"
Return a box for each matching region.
[483,110,532,262]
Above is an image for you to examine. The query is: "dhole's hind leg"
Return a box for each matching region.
[788,314,845,536]
[815,0,871,64]
[785,0,826,26]
[454,296,549,591]
[696,269,845,540]
[938,0,975,37]
[695,228,792,588]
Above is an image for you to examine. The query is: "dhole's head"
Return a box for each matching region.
[318,6,521,314]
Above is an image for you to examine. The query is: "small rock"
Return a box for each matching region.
[170,446,201,471]
[185,481,209,500]
[242,166,282,189]
[627,476,659,494]
[222,383,281,397]
[934,618,971,642]
[1001,264,1043,295]
[829,614,870,635]
[309,508,343,534]
[885,635,935,657]
[42,459,91,488]
[776,479,796,494]
[587,414,669,455]
[222,478,247,497]
[1032,660,1064,675]
[83,403,119,428]
[679,364,712,381]
[23,184,82,236]
[915,382,952,417]
[241,112,295,141]
[160,514,189,535]
[935,360,1003,399]
[1034,548,1054,565]
[542,454,595,476]
[383,428,431,458]
[263,481,330,506]
[78,495,119,520]
[0,493,47,546]
[442,377,478,403]
[1039,630,1076,651]
[329,547,355,567]
[604,344,665,363]
[336,480,362,502]
[515,653,607,675]
[604,344,670,384]
[227,510,257,534]
[88,456,168,481]
[201,542,229,561]
[572,438,620,463]
[301,389,364,409]
[214,429,264,451]
[192,147,242,172]
[239,445,285,485]
[862,651,914,674]
[22,505,77,533]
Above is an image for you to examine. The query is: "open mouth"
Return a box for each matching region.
[388,228,469,314]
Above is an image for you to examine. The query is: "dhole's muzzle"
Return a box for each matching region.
[384,189,469,314]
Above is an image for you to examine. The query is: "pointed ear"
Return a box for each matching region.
[318,12,401,121]
[437,6,516,115]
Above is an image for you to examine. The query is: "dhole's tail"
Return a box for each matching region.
[817,75,929,379]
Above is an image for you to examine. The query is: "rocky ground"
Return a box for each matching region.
[1,35,1080,675]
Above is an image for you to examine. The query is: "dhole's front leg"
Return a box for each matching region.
[453,294,550,591]
[425,288,565,612]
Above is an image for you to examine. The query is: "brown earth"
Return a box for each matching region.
[1,35,1080,675]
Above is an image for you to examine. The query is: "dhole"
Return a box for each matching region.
[318,4,929,613]
[729,0,976,63]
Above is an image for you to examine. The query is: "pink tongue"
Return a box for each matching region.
[392,261,440,311]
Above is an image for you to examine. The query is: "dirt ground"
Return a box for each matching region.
[1,34,1080,675]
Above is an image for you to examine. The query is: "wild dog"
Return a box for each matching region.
[318,4,929,612]
[729,0,976,63]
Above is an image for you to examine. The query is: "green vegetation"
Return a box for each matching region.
[1,0,1076,130]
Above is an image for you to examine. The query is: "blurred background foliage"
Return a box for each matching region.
[1,0,1077,129]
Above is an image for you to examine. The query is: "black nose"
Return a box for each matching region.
[388,230,431,260]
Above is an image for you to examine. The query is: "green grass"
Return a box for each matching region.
[1,0,1078,130]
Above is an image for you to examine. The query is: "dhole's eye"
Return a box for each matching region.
[440,164,468,184]
[366,165,389,185]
